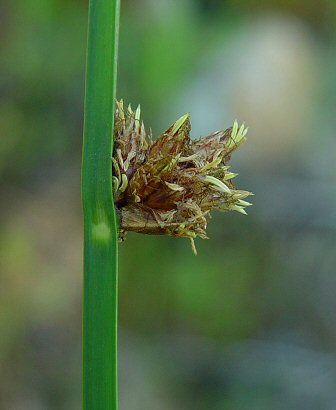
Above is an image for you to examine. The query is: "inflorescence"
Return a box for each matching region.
[112,100,252,254]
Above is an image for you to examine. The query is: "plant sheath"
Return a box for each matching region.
[82,0,120,409]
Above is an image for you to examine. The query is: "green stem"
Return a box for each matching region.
[82,0,120,409]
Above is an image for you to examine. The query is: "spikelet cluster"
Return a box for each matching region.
[113,100,252,253]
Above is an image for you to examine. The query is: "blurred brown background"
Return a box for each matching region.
[1,0,336,409]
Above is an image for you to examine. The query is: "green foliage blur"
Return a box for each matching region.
[1,0,336,409]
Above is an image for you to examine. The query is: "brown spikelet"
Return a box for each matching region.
[113,100,252,254]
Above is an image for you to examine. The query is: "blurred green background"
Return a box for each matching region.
[1,0,336,408]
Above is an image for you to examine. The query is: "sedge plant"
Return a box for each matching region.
[82,0,252,408]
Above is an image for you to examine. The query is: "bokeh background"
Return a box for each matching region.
[1,0,336,408]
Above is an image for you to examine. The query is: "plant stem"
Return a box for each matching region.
[82,0,120,409]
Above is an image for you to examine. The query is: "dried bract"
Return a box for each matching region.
[113,100,252,253]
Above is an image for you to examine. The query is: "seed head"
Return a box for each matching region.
[113,100,252,254]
